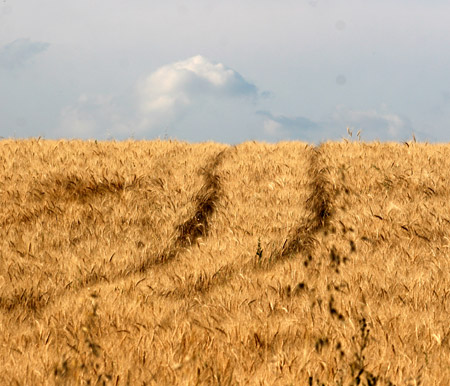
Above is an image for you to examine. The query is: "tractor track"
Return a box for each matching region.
[264,144,336,266]
[136,147,228,271]
[154,144,339,299]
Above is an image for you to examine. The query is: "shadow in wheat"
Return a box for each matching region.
[137,148,228,272]
[261,144,336,267]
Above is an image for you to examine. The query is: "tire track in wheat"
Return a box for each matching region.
[265,144,336,266]
[135,148,228,273]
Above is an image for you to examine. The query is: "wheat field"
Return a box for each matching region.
[0,139,449,385]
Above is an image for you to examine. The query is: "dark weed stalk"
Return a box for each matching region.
[350,317,379,386]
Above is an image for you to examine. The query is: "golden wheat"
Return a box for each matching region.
[0,139,449,385]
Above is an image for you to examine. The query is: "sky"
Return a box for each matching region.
[1,0,449,144]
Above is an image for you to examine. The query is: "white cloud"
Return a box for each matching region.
[331,105,413,140]
[58,94,132,139]
[0,38,49,70]
[263,118,282,136]
[59,105,97,139]
[136,55,258,133]
[55,56,259,141]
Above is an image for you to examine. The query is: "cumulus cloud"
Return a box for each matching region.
[0,38,49,70]
[331,105,413,140]
[58,94,132,139]
[55,56,260,141]
[137,55,258,133]
[256,110,319,141]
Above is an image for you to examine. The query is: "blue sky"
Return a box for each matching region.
[1,0,449,143]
